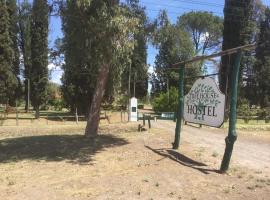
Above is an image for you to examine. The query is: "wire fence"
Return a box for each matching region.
[0,109,129,127]
[0,104,268,127]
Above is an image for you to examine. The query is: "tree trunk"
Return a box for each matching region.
[35,106,39,119]
[85,0,117,137]
[85,62,110,137]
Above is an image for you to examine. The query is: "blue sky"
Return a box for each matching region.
[48,0,270,84]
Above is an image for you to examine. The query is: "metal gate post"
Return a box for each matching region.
[220,50,242,172]
[173,64,185,149]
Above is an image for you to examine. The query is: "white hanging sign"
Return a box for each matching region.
[184,77,225,127]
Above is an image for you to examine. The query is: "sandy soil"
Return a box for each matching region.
[156,121,270,174]
[0,121,269,200]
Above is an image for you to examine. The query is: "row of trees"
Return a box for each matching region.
[0,0,49,118]
[1,0,269,137]
[0,0,150,136]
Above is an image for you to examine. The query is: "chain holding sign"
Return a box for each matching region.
[184,77,225,128]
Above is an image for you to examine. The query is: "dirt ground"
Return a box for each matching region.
[0,120,269,200]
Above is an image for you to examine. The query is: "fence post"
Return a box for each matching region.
[148,116,151,129]
[143,114,145,126]
[75,107,78,124]
[4,104,7,120]
[16,101,19,126]
[220,50,242,173]
[0,113,3,126]
[173,64,185,149]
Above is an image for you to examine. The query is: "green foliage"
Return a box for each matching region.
[177,11,223,55]
[138,104,144,109]
[47,82,61,108]
[120,0,149,99]
[18,0,32,110]
[60,0,97,114]
[0,1,18,104]
[237,99,270,123]
[239,1,266,106]
[7,0,20,77]
[219,0,255,94]
[30,0,49,117]
[48,99,66,111]
[115,95,129,107]
[6,0,21,106]
[152,87,178,112]
[43,82,65,111]
[151,10,200,96]
[61,0,140,115]
[254,7,270,108]
[259,107,270,122]
[237,99,252,123]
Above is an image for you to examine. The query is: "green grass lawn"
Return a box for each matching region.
[0,109,71,119]
[223,119,270,131]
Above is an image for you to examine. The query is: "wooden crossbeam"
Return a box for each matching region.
[172,43,256,67]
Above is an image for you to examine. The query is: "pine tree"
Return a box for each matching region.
[254,7,270,108]
[120,0,148,99]
[0,0,18,104]
[18,0,32,112]
[7,0,21,105]
[30,0,49,118]
[219,0,255,94]
[61,0,99,115]
[151,10,200,96]
[242,0,265,105]
[177,11,223,55]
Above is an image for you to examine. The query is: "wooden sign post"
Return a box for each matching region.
[220,50,242,173]
[171,45,249,172]
[173,65,185,149]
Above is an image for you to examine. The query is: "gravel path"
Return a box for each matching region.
[154,120,270,173]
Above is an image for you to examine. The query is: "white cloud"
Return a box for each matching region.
[48,63,63,84]
[48,63,56,70]
[50,70,63,85]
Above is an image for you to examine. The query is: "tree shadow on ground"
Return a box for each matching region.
[0,134,128,165]
[145,146,220,174]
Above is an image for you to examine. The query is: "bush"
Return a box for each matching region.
[114,95,128,108]
[138,104,144,109]
[237,101,252,123]
[152,87,178,112]
[258,107,270,123]
[48,99,66,111]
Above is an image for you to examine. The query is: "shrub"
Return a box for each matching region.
[48,99,66,111]
[258,107,270,123]
[238,101,252,123]
[138,104,144,109]
[152,87,178,112]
